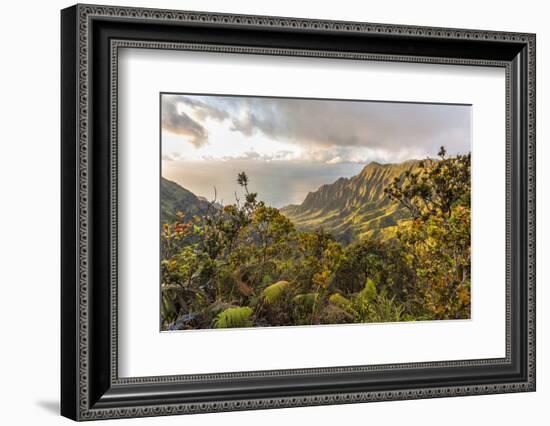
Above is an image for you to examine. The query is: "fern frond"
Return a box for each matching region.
[328,293,358,319]
[329,293,353,311]
[359,278,377,302]
[292,293,317,308]
[262,280,292,305]
[213,306,253,328]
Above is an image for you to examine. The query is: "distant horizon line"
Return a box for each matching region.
[162,150,470,166]
[161,151,471,209]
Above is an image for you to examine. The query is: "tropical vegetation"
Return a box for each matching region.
[161,147,471,330]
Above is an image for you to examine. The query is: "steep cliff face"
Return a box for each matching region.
[280,160,418,243]
[162,160,419,243]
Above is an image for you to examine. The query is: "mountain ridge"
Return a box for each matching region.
[280,160,419,243]
[161,177,215,224]
[161,159,420,243]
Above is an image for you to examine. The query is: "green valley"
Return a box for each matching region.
[280,160,419,243]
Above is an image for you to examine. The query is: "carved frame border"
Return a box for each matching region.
[62,3,535,421]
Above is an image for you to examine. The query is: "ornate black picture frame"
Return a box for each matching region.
[61,4,536,421]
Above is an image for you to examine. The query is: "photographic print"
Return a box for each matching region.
[160,93,472,331]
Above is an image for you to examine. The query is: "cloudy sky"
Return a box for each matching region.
[161,94,471,207]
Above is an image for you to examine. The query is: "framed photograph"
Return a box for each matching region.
[61,4,536,421]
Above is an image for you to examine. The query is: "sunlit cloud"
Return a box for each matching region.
[161,93,471,206]
[161,94,471,162]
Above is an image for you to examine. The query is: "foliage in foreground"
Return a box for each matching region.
[161,148,471,330]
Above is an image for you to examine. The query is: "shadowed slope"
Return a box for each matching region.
[161,177,217,224]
